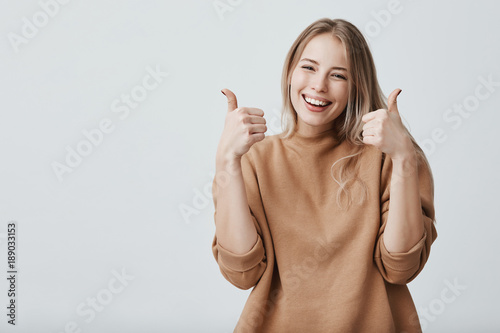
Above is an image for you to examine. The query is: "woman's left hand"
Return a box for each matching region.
[361,88,414,161]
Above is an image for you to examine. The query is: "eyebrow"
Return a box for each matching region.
[299,58,347,71]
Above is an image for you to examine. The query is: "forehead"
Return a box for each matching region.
[300,33,347,67]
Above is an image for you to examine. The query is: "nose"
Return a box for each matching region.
[312,74,328,93]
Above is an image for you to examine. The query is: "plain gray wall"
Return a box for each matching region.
[0,0,499,332]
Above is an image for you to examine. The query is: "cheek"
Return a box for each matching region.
[290,72,303,103]
[290,70,307,89]
[331,82,349,103]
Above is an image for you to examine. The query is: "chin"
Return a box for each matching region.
[301,110,331,121]
[302,118,323,126]
[299,116,329,128]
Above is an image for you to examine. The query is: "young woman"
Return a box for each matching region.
[211,17,437,332]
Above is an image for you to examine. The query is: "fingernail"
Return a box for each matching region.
[221,89,226,96]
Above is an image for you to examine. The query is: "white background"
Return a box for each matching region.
[0,0,499,332]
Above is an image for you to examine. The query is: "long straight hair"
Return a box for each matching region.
[279,18,433,210]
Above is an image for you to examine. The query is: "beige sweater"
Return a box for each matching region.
[211,127,437,332]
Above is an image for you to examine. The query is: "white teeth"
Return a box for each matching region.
[304,96,329,106]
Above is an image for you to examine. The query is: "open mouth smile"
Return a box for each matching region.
[302,94,332,112]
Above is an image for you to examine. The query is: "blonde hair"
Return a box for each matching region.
[279,18,433,210]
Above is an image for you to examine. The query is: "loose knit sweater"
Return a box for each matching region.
[211,127,437,333]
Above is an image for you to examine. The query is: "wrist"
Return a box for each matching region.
[391,151,418,178]
[390,139,416,163]
[391,151,417,164]
[216,152,242,175]
[216,150,241,165]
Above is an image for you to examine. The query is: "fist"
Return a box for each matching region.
[361,89,413,160]
[216,88,267,161]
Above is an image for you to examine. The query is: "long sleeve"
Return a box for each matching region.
[211,150,267,290]
[209,133,434,332]
[374,153,438,285]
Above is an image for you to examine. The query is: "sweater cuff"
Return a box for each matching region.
[217,236,265,272]
[380,229,427,272]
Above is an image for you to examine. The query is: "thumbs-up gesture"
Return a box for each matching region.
[216,88,267,162]
[361,88,414,161]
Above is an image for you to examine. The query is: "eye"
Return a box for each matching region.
[331,74,347,80]
[301,66,314,71]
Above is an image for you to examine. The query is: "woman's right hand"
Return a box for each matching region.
[216,88,267,162]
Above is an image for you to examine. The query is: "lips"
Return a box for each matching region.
[302,94,332,112]
[302,94,332,105]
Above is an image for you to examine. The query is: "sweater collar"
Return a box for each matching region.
[284,126,340,147]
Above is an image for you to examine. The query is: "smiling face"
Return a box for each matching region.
[289,33,349,136]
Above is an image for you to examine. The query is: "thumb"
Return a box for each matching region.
[388,88,402,114]
[221,88,238,112]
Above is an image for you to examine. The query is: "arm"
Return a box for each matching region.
[361,89,437,284]
[211,152,267,290]
[214,155,258,254]
[374,151,437,285]
[211,88,268,290]
[383,149,424,252]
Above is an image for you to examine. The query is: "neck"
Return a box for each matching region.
[285,125,340,147]
[296,120,335,137]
